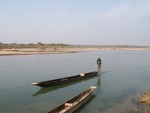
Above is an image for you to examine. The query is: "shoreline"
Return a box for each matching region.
[0,47,150,56]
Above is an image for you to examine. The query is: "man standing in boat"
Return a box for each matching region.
[97,57,101,72]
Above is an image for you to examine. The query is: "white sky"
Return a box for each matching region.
[0,0,150,45]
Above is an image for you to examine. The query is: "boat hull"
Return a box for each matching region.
[32,71,98,87]
[64,93,91,113]
[48,86,96,113]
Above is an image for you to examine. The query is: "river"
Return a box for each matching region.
[0,50,150,113]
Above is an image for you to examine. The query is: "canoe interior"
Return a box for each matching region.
[48,87,95,113]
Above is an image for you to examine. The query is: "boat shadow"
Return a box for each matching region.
[74,94,96,113]
[32,74,101,97]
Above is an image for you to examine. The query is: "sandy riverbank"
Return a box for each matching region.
[0,47,150,56]
[0,48,86,55]
[139,92,150,105]
[138,92,150,113]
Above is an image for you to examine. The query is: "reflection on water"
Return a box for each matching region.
[74,95,96,113]
[96,74,101,87]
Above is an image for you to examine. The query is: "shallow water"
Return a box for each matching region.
[0,50,150,113]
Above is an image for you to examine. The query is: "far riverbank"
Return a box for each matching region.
[0,47,150,56]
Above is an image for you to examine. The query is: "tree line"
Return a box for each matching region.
[0,42,149,50]
[0,42,70,49]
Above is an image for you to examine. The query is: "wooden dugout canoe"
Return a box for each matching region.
[32,71,98,87]
[48,86,96,113]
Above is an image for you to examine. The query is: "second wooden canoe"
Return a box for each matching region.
[48,86,96,113]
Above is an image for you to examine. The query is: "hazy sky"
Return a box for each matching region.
[0,0,150,45]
